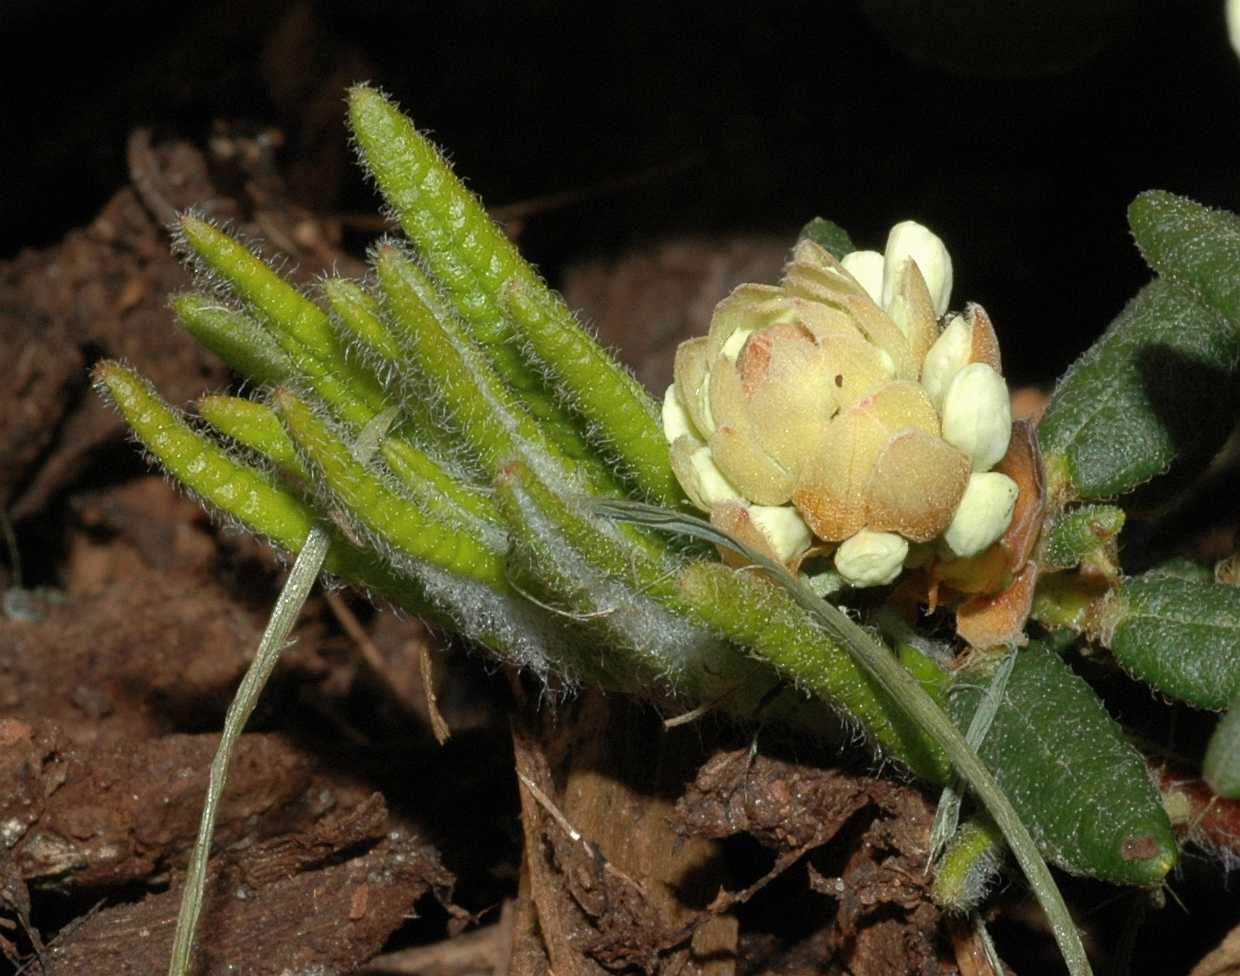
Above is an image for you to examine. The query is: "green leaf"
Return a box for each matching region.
[1037,278,1240,504]
[1129,190,1240,330]
[946,640,1176,884]
[1093,573,1240,710]
[797,216,855,261]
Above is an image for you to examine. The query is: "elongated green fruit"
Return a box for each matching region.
[679,561,950,782]
[172,295,293,387]
[197,394,307,478]
[1129,191,1240,329]
[274,388,506,588]
[321,276,455,454]
[932,815,1005,913]
[381,439,500,528]
[322,276,405,365]
[348,85,592,462]
[1204,697,1240,799]
[502,277,682,505]
[946,641,1176,884]
[1038,504,1125,572]
[1092,573,1240,710]
[374,244,618,498]
[179,216,389,413]
[1037,278,1240,504]
[493,463,839,732]
[93,362,432,615]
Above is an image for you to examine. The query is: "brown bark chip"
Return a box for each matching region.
[676,749,953,976]
[41,827,448,976]
[510,690,738,976]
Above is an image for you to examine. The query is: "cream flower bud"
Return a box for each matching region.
[750,504,813,564]
[661,384,695,443]
[943,472,1019,558]
[941,362,1012,471]
[920,314,971,411]
[840,249,884,306]
[675,444,744,508]
[834,529,909,587]
[881,221,953,317]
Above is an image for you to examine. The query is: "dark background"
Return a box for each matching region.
[4,0,1238,388]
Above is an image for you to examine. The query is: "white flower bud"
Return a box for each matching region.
[834,529,909,587]
[881,221,953,317]
[841,249,885,306]
[920,314,971,411]
[1230,0,1240,59]
[943,472,1019,558]
[941,363,1012,471]
[749,505,813,564]
[688,446,743,507]
[661,384,695,443]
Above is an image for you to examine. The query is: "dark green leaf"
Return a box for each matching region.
[1037,278,1240,503]
[1129,190,1240,330]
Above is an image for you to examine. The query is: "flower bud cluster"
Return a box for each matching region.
[662,222,1018,589]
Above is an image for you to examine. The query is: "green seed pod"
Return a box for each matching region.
[1092,573,1240,710]
[502,278,683,505]
[347,86,593,465]
[1129,190,1240,328]
[946,640,1177,884]
[92,362,432,616]
[1037,278,1240,504]
[322,276,405,366]
[172,294,293,388]
[197,395,306,479]
[178,216,390,419]
[679,561,951,782]
[274,389,506,588]
[1038,503,1126,572]
[932,815,1006,913]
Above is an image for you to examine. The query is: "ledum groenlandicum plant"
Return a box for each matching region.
[92,86,1240,976]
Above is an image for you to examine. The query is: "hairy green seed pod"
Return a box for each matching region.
[679,561,951,782]
[178,216,389,420]
[1037,279,1240,504]
[932,815,1006,913]
[347,85,592,463]
[172,294,293,388]
[93,362,432,616]
[1038,503,1126,572]
[1092,573,1240,710]
[946,640,1176,884]
[275,388,506,588]
[197,395,306,479]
